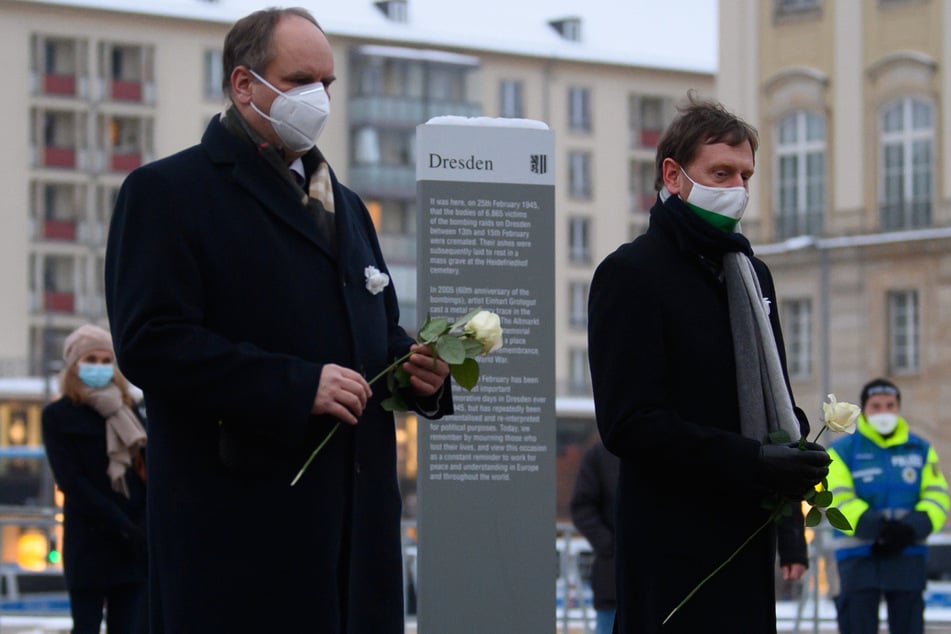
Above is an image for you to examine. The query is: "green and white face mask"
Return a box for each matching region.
[680,167,749,232]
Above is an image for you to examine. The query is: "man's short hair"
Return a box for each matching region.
[860,378,901,410]
[653,91,759,191]
[222,7,322,97]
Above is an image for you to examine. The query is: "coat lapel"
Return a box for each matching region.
[203,115,337,260]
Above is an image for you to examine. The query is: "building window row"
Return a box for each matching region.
[31,34,156,104]
[772,97,934,240]
[781,289,920,381]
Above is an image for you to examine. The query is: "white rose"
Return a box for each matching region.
[822,393,859,434]
[464,310,503,354]
[364,266,390,295]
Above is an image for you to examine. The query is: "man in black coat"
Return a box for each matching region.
[104,8,451,633]
[570,440,620,634]
[587,94,830,633]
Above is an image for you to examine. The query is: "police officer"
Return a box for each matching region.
[828,378,950,634]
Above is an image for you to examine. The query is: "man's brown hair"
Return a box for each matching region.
[221,7,322,96]
[653,91,759,191]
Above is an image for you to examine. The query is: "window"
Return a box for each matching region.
[879,98,933,230]
[568,87,591,132]
[629,159,655,213]
[781,299,812,379]
[568,151,592,199]
[203,49,223,100]
[568,217,590,264]
[775,0,820,15]
[499,80,523,118]
[774,111,825,239]
[629,95,669,148]
[569,282,588,329]
[568,348,590,394]
[888,290,919,374]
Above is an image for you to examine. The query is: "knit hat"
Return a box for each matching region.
[63,324,114,368]
[859,377,901,409]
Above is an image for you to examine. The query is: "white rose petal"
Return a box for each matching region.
[364,265,390,295]
[464,310,503,354]
[822,393,860,434]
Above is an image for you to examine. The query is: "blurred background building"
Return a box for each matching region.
[718,0,951,460]
[0,0,713,531]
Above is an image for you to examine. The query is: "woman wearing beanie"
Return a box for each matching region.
[42,324,147,634]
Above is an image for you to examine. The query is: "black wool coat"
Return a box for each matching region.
[105,115,451,633]
[587,197,808,634]
[41,398,147,591]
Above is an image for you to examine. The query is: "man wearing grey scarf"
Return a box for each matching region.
[589,93,831,634]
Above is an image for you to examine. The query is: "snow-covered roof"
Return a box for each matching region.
[18,0,717,74]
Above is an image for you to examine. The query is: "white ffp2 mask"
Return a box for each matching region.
[250,69,330,153]
[867,413,899,436]
[680,167,749,230]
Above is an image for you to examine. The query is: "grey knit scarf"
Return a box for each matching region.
[723,252,801,443]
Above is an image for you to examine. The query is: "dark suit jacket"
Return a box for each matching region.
[41,398,146,591]
[588,197,807,634]
[105,114,451,633]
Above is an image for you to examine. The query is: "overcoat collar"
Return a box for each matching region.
[201,114,347,261]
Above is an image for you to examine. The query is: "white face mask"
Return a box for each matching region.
[249,70,330,153]
[867,412,899,436]
[680,167,750,224]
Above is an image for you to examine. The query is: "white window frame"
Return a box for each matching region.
[774,110,825,238]
[781,298,812,379]
[888,289,919,375]
[568,347,590,393]
[568,216,590,264]
[499,79,523,118]
[569,282,588,330]
[879,98,933,230]
[568,87,591,132]
[568,151,592,199]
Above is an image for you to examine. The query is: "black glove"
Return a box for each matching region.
[870,520,917,557]
[757,442,831,496]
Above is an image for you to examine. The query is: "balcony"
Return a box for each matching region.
[111,80,142,102]
[349,164,416,199]
[43,74,76,97]
[111,152,142,173]
[42,220,77,241]
[43,147,76,169]
[349,95,481,127]
[44,292,75,314]
[638,128,662,148]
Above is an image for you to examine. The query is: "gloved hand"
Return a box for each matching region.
[870,520,917,557]
[757,442,831,496]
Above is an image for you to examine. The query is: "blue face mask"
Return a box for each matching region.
[78,363,114,389]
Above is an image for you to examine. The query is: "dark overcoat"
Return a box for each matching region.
[588,197,807,634]
[569,441,619,611]
[41,398,147,591]
[105,115,450,633]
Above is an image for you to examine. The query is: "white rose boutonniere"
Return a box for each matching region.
[364,265,390,295]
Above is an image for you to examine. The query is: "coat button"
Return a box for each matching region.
[354,461,361,475]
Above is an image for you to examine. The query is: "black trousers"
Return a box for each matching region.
[835,588,924,634]
[69,581,145,634]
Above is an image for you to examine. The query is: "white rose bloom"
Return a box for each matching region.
[822,394,860,434]
[464,310,503,354]
[364,266,390,295]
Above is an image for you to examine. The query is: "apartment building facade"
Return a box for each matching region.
[718,0,951,458]
[0,0,712,517]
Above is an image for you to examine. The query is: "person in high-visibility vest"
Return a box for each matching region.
[827,378,950,634]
